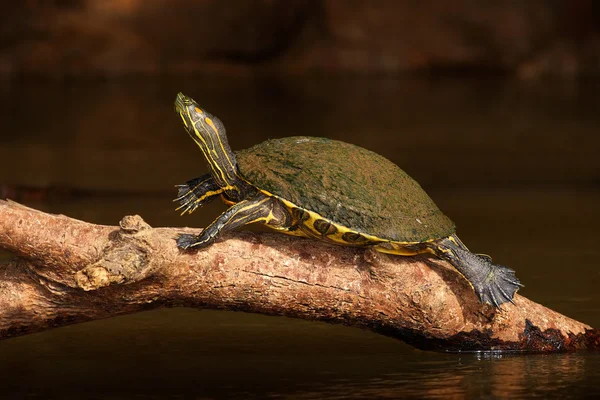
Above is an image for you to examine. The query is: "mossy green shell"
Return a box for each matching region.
[236,137,455,243]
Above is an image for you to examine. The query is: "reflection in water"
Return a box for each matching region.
[0,78,599,398]
[283,353,592,399]
[0,309,598,399]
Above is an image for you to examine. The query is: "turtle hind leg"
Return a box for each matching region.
[177,194,291,250]
[431,234,523,308]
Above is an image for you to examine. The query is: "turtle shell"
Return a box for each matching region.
[236,136,455,243]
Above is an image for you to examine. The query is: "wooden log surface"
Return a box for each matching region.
[0,199,598,351]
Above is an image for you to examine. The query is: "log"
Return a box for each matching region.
[0,199,598,351]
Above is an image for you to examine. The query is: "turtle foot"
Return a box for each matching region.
[475,260,523,308]
[176,234,199,249]
[174,183,201,215]
[432,237,523,309]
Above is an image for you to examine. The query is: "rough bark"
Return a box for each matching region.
[0,199,598,352]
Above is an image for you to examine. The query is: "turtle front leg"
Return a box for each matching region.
[176,194,290,249]
[174,174,224,215]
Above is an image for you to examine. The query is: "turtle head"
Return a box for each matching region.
[174,93,216,139]
[174,93,240,193]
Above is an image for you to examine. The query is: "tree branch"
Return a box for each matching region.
[0,199,597,351]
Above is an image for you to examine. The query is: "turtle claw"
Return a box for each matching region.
[174,176,222,215]
[174,184,199,215]
[476,261,522,308]
[173,184,191,201]
[176,232,217,250]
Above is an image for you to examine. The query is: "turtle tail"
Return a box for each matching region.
[431,235,523,308]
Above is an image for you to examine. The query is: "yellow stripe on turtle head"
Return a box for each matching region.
[175,93,242,191]
[179,112,189,128]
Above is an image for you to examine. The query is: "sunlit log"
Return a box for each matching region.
[0,200,597,352]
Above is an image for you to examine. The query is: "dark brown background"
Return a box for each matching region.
[2,0,600,79]
[0,1,599,399]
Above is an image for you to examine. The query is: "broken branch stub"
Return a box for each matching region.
[75,215,156,290]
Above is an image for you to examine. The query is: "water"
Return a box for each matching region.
[0,77,599,398]
[1,308,598,399]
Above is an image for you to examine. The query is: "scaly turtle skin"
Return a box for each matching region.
[173,93,522,308]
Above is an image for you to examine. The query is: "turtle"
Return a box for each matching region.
[172,92,522,308]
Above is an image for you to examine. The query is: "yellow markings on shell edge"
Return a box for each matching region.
[211,185,437,255]
[259,193,434,256]
[373,244,423,256]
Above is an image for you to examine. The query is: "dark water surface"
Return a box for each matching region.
[0,77,599,398]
